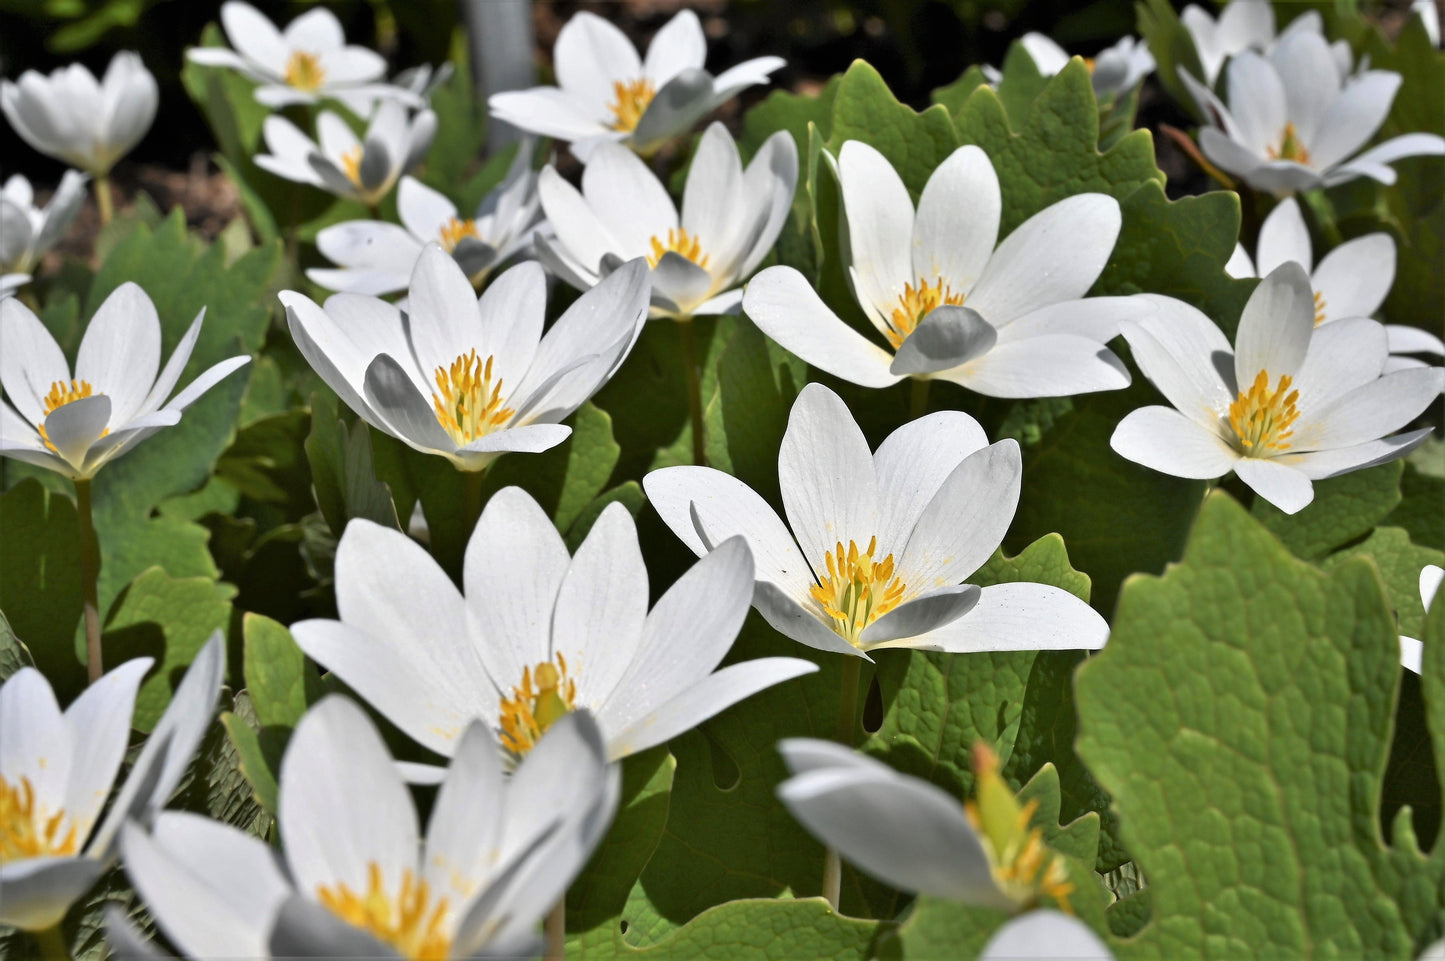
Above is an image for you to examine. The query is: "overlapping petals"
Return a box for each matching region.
[1,52,156,175]
[1179,0,1340,86]
[1019,33,1154,96]
[0,171,88,277]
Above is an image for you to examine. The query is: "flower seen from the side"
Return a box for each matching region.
[283,247,649,472]
[744,142,1141,397]
[537,122,796,320]
[289,488,817,767]
[1018,33,1154,97]
[645,384,1110,660]
[1399,565,1441,675]
[0,287,251,480]
[1111,263,1445,514]
[489,10,784,159]
[1180,0,1338,86]
[1,52,157,175]
[1,171,88,278]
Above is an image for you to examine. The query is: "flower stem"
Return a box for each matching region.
[1300,189,1343,248]
[460,467,486,538]
[32,924,70,959]
[823,655,863,910]
[909,377,931,420]
[94,175,114,226]
[544,899,566,961]
[75,478,103,683]
[679,317,706,465]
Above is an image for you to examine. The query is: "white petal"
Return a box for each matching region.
[838,140,914,319]
[911,145,1000,295]
[923,582,1110,653]
[1234,262,1315,386]
[553,11,641,115]
[681,123,743,261]
[1110,405,1239,479]
[997,296,1153,344]
[1121,296,1236,416]
[160,355,250,415]
[537,165,622,277]
[62,658,152,837]
[1,296,71,425]
[0,669,70,817]
[1255,196,1312,276]
[752,581,868,658]
[643,9,707,85]
[1225,242,1256,279]
[872,410,989,558]
[1302,367,1445,449]
[42,394,111,473]
[1421,565,1442,610]
[898,439,1021,589]
[980,910,1115,961]
[397,175,457,241]
[1234,457,1314,513]
[488,87,610,142]
[1308,72,1401,171]
[1313,233,1394,323]
[945,334,1130,399]
[1386,324,1445,357]
[361,353,456,453]
[860,584,981,647]
[0,856,106,930]
[1268,31,1340,147]
[282,6,344,51]
[422,722,504,902]
[1291,316,1387,411]
[890,306,997,377]
[1275,427,1432,480]
[407,244,483,372]
[221,1,288,75]
[1401,635,1423,675]
[1019,32,1071,75]
[580,143,676,255]
[477,260,547,386]
[1224,52,1286,155]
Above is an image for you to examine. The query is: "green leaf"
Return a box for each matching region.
[825,60,960,197]
[243,613,315,730]
[0,609,35,682]
[222,702,279,816]
[1251,461,1403,560]
[483,403,623,534]
[170,690,272,839]
[1135,0,1208,121]
[1322,527,1442,641]
[305,401,403,537]
[0,479,84,696]
[1389,464,1445,551]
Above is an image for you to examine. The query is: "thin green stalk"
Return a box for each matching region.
[32,924,70,959]
[823,656,863,910]
[94,175,114,226]
[909,377,931,420]
[1300,189,1343,248]
[460,467,487,538]
[679,318,706,465]
[544,899,566,961]
[75,478,103,683]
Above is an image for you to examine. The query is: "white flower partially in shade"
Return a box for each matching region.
[255,100,435,207]
[290,488,817,769]
[1399,565,1442,675]
[1,171,87,276]
[645,384,1110,661]
[1225,197,1445,374]
[283,248,649,472]
[309,144,545,296]
[489,10,784,159]
[1111,263,1444,515]
[744,142,1139,397]
[0,288,251,480]
[1018,33,1154,97]
[185,1,419,112]
[1180,0,1338,86]
[537,122,796,320]
[115,696,619,959]
[0,634,225,931]
[1181,29,1445,194]
[0,52,156,175]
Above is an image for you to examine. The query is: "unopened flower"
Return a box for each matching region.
[1,52,156,175]
[489,10,784,159]
[0,287,251,480]
[1399,565,1441,674]
[744,142,1139,397]
[538,122,796,320]
[1018,33,1154,97]
[645,384,1109,659]
[1,171,87,277]
[290,488,817,767]
[282,248,649,472]
[255,100,434,207]
[1111,263,1444,514]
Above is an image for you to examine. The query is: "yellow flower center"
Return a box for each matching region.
[1313,289,1327,326]
[316,863,450,961]
[646,227,711,270]
[607,78,656,132]
[964,743,1075,912]
[809,537,907,646]
[340,146,364,187]
[1,775,80,864]
[431,350,515,447]
[439,217,480,253]
[1228,369,1301,454]
[499,653,577,756]
[886,278,966,350]
[37,379,107,453]
[284,50,326,91]
[1267,122,1311,165]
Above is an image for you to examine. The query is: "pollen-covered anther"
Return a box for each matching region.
[37,378,108,453]
[316,863,451,961]
[1,775,80,864]
[1312,289,1327,326]
[1228,369,1301,453]
[607,77,656,132]
[887,277,966,349]
[1267,122,1311,165]
[646,227,710,270]
[438,217,479,253]
[809,536,907,646]
[965,742,1075,913]
[283,50,326,91]
[430,349,515,446]
[499,652,578,755]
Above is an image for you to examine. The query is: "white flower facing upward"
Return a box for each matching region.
[1181,29,1445,194]
[255,100,435,208]
[0,288,252,481]
[116,696,619,959]
[283,247,649,472]
[1399,564,1442,675]
[537,122,797,321]
[1226,197,1445,373]
[1180,0,1339,86]
[1,171,87,277]
[0,52,157,175]
[0,634,225,931]
[489,10,784,159]
[645,384,1110,660]
[1018,33,1154,97]
[290,488,818,768]
[185,1,419,112]
[744,142,1139,397]
[1111,263,1445,515]
[309,144,544,296]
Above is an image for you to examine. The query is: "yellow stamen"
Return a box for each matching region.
[809,537,907,647]
[36,378,107,453]
[1313,289,1327,326]
[886,278,966,349]
[439,217,479,253]
[499,652,578,756]
[646,227,710,270]
[340,146,364,187]
[1,775,80,863]
[964,743,1075,913]
[284,50,326,91]
[430,350,514,446]
[1266,122,1311,165]
[1227,369,1301,454]
[316,863,451,961]
[607,78,656,132]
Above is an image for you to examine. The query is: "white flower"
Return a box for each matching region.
[979,911,1116,960]
[0,52,157,176]
[185,1,419,112]
[0,634,224,931]
[537,122,797,320]
[0,287,251,481]
[1181,29,1445,194]
[1399,564,1441,674]
[290,488,818,767]
[1018,33,1154,97]
[1180,0,1339,86]
[1,171,88,276]
[0,275,29,300]
[645,383,1110,660]
[1226,197,1445,374]
[743,142,1139,397]
[489,10,784,159]
[309,144,545,296]
[116,695,619,959]
[282,247,649,472]
[1111,263,1445,515]
[255,100,435,207]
